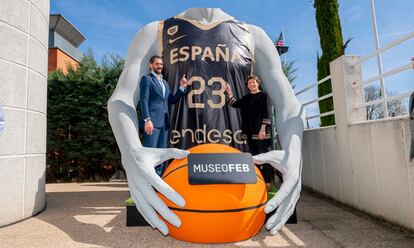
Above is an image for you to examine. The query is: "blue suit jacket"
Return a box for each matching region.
[139,73,184,129]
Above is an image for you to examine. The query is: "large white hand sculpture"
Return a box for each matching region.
[108,21,190,235]
[253,150,302,234]
[249,25,304,234]
[122,147,188,234]
[108,8,303,236]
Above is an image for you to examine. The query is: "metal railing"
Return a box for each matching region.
[294,75,335,125]
[351,31,414,119]
[354,91,413,109]
[295,75,331,96]
[352,62,413,89]
[294,6,414,127]
[270,74,334,144]
[352,31,414,67]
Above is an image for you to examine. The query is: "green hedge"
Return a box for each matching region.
[47,52,124,182]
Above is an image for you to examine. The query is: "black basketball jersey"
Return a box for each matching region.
[160,17,254,150]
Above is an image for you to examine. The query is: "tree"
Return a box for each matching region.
[282,60,298,89]
[365,85,407,120]
[47,50,124,182]
[314,0,345,126]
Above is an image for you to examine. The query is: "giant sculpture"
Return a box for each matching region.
[108,8,303,236]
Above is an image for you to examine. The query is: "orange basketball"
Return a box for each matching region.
[157,143,267,243]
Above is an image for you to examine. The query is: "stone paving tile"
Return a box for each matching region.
[171,226,306,247]
[298,207,360,221]
[284,229,341,248]
[366,227,414,241]
[321,229,379,243]
[244,226,303,247]
[308,218,349,230]
[284,221,313,232]
[298,197,340,208]
[341,216,381,229]
[342,240,414,248]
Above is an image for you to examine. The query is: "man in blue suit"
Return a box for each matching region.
[139,55,187,175]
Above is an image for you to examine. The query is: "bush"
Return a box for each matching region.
[47,51,124,182]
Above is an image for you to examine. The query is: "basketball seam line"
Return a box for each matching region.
[167,201,267,213]
[162,164,265,182]
[162,164,188,179]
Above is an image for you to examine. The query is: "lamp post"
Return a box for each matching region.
[271,30,289,150]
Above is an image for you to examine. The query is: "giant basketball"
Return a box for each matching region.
[157,143,267,243]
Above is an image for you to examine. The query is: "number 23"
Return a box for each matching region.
[187,76,226,109]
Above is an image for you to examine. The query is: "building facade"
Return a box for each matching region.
[48,14,85,73]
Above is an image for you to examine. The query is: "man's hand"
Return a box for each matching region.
[125,147,189,235]
[144,120,154,135]
[253,150,301,235]
[180,74,188,87]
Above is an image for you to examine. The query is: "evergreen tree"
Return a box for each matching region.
[282,60,298,89]
[314,0,344,126]
[47,50,124,182]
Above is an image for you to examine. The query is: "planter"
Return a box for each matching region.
[126,204,150,226]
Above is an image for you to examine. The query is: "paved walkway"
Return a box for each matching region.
[1,182,413,247]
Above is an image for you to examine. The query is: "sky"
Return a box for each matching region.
[51,0,414,127]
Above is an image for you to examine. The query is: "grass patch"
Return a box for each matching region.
[267,185,278,200]
[125,197,135,206]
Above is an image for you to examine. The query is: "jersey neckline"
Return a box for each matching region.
[172,15,235,30]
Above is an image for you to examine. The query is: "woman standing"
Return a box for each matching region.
[225,75,274,191]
